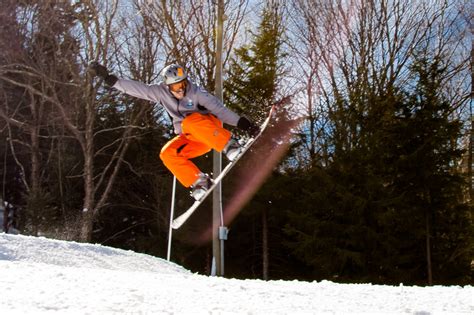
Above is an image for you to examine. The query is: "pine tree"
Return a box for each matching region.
[283,57,472,285]
[223,1,286,280]
[380,58,472,284]
[224,1,286,122]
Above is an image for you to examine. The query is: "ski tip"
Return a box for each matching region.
[171,220,182,229]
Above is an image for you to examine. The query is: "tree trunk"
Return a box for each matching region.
[262,207,269,280]
[80,209,94,242]
[29,124,41,236]
[470,23,473,202]
[470,115,473,202]
[425,209,433,285]
[80,155,95,242]
[80,108,95,242]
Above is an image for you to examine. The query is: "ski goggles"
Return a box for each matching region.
[169,80,187,92]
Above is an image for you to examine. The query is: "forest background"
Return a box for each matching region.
[0,0,472,286]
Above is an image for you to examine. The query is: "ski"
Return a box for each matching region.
[171,105,276,229]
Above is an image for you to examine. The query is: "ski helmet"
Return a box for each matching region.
[162,64,187,85]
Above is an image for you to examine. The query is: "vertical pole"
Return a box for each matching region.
[167,176,177,261]
[213,0,225,276]
[219,226,228,275]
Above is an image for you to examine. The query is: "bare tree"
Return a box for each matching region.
[0,0,79,235]
[72,0,161,241]
[0,0,160,241]
[135,0,249,89]
[288,0,470,162]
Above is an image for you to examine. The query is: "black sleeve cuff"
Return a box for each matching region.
[104,74,118,86]
[237,117,251,130]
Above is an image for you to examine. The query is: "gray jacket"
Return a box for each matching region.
[113,79,240,134]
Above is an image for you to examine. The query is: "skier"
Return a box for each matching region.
[89,62,259,200]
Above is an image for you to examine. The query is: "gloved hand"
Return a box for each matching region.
[237,117,260,137]
[89,62,118,86]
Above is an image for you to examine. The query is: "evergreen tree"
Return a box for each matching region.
[379,58,472,284]
[224,1,286,122]
[223,1,287,280]
[283,57,472,285]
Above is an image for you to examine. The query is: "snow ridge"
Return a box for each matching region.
[0,233,188,274]
[0,233,472,314]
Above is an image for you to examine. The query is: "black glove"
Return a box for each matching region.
[237,117,260,137]
[89,62,118,86]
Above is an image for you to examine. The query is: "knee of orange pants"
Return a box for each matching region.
[159,135,211,188]
[181,113,231,152]
[160,147,200,188]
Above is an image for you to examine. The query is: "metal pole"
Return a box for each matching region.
[167,176,177,261]
[219,226,228,275]
[213,0,225,276]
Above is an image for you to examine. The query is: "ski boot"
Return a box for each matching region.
[190,173,212,201]
[223,137,243,161]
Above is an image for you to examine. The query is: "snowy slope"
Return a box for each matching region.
[0,234,472,314]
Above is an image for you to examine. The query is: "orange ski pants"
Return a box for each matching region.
[159,113,231,187]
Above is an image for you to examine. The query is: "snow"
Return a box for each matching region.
[0,234,472,314]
